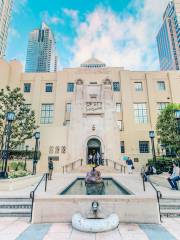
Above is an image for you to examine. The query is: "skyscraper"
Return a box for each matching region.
[0,0,13,58]
[25,22,57,72]
[157,0,180,70]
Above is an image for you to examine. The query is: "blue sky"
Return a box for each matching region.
[6,0,169,70]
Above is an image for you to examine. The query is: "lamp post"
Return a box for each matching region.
[175,110,180,160]
[24,145,29,171]
[160,144,166,160]
[1,112,15,178]
[33,132,40,175]
[149,130,157,163]
[175,110,180,134]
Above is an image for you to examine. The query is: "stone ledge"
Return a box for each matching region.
[0,174,42,191]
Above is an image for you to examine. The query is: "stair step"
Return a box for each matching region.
[160,198,180,204]
[160,206,180,210]
[0,201,32,205]
[0,213,31,217]
[0,205,32,209]
[0,198,32,217]
[0,208,31,213]
[0,198,31,202]
[160,202,180,207]
[161,209,180,214]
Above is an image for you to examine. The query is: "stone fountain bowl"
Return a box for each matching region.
[72,213,119,233]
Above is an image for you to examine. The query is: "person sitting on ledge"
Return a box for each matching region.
[167,162,180,190]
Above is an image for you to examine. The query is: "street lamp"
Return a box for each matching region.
[149,130,157,163]
[1,112,15,178]
[175,110,180,161]
[160,144,166,160]
[175,110,180,134]
[33,132,40,175]
[24,145,29,171]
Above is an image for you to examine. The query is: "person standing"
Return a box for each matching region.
[88,154,93,164]
[126,157,134,174]
[96,152,101,166]
[48,158,54,180]
[92,150,96,165]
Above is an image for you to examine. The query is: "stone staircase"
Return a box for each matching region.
[0,197,32,217]
[71,164,121,173]
[160,198,180,218]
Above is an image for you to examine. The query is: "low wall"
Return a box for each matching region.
[0,174,42,191]
[32,195,160,224]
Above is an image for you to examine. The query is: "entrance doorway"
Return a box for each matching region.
[87,138,101,164]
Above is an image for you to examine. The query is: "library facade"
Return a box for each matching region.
[0,58,180,172]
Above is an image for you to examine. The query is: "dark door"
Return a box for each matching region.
[87,138,101,163]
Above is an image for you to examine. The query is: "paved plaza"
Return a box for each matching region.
[0,171,179,239]
[0,217,180,240]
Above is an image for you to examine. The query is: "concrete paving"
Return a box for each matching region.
[0,217,179,240]
[0,171,180,239]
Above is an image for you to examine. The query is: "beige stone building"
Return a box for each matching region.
[0,58,180,172]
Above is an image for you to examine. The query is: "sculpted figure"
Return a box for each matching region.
[85,167,103,184]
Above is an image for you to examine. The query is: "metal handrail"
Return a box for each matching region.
[148,179,162,222]
[105,159,126,173]
[62,159,83,173]
[30,173,48,222]
[140,167,146,191]
[140,167,162,222]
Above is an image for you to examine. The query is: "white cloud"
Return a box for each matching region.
[9,28,20,39]
[70,0,170,70]
[13,0,27,13]
[62,8,79,25]
[40,11,64,25]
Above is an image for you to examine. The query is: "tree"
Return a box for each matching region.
[156,103,180,157]
[0,86,37,149]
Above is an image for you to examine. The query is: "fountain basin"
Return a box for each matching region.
[60,178,131,195]
[72,213,119,233]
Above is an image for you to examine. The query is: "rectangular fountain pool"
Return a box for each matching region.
[60,178,131,195]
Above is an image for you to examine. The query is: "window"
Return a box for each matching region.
[40,104,54,124]
[135,82,143,91]
[139,141,149,153]
[55,146,60,154]
[134,103,148,123]
[117,120,123,130]
[113,82,120,92]
[66,103,72,112]
[157,81,166,91]
[67,83,74,92]
[45,83,53,92]
[120,141,125,153]
[116,103,122,112]
[157,102,169,114]
[24,83,31,93]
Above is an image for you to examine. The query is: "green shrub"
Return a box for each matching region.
[10,161,18,171]
[8,170,31,179]
[148,157,180,174]
[9,161,25,171]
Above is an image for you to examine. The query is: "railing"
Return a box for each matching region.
[62,159,83,173]
[140,167,146,191]
[30,173,48,222]
[105,159,126,173]
[148,179,162,223]
[140,167,162,222]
